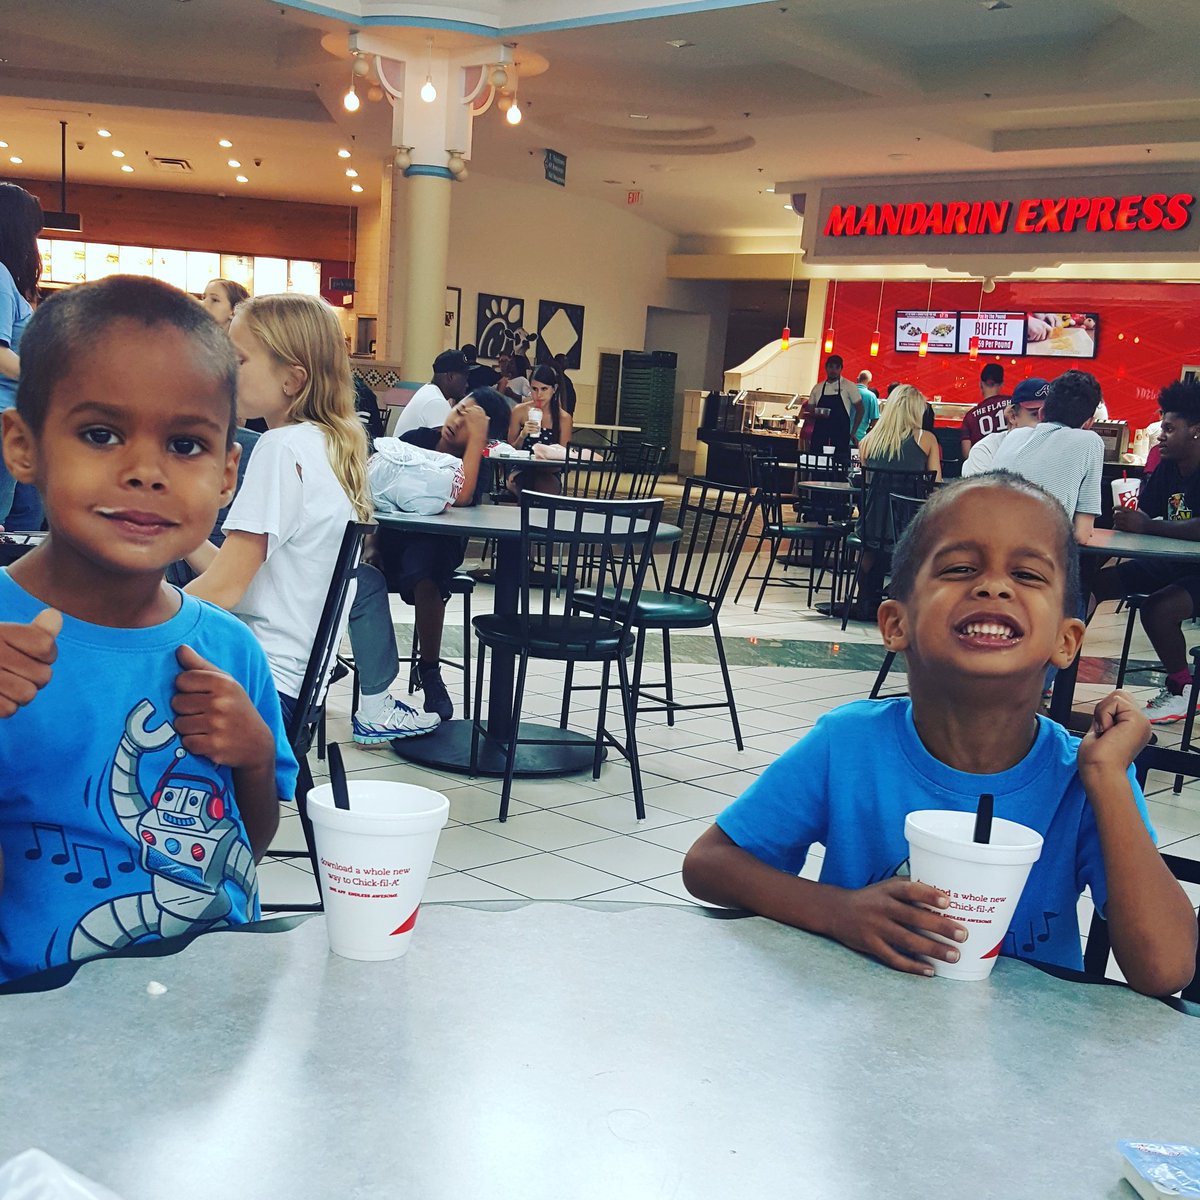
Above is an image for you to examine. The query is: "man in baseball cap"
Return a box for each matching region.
[392,350,471,437]
[961,377,1048,476]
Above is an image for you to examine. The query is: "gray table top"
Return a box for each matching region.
[0,903,1193,1200]
[1081,525,1200,561]
[375,504,680,542]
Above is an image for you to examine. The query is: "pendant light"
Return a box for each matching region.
[420,39,437,103]
[968,276,985,359]
[918,277,932,358]
[869,279,885,357]
[780,209,801,351]
[823,280,838,355]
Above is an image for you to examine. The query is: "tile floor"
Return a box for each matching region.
[261,536,1200,983]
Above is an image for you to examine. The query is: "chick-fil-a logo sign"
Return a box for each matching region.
[823,192,1195,238]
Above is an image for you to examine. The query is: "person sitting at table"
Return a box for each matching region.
[842,383,940,621]
[1091,379,1200,725]
[991,369,1103,545]
[374,388,510,721]
[0,275,296,984]
[961,377,1047,476]
[683,473,1196,996]
[393,350,470,438]
[505,364,574,498]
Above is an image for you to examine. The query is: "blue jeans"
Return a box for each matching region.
[4,483,42,531]
[0,460,15,527]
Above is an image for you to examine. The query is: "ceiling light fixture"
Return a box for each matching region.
[121,164,133,173]
[337,148,351,159]
[345,168,359,178]
[343,59,361,112]
[350,183,364,193]
[218,138,233,148]
[111,149,125,158]
[97,128,112,138]
[9,155,22,165]
[506,101,522,126]
[629,113,650,120]
[781,207,801,352]
[227,159,240,168]
[235,174,248,183]
[824,280,838,355]
[421,38,437,103]
[665,39,694,49]
[0,140,8,149]
[870,280,885,357]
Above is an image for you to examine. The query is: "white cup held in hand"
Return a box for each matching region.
[905,809,1043,981]
[307,781,449,961]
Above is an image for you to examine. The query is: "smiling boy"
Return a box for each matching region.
[684,472,1196,996]
[0,276,296,983]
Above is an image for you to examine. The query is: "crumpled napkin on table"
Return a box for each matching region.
[0,1149,126,1200]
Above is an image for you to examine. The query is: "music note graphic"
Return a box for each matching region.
[116,846,136,875]
[63,843,113,889]
[1021,910,1057,953]
[25,823,70,865]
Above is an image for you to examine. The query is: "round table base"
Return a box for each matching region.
[391,719,603,777]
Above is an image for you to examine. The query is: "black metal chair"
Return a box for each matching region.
[561,442,621,500]
[1082,743,1200,1003]
[840,467,937,630]
[617,442,668,501]
[575,477,754,750]
[470,492,664,821]
[735,452,852,611]
[263,519,376,914]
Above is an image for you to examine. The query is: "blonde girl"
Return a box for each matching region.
[186,293,371,714]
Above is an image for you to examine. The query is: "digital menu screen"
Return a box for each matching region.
[957,312,1026,356]
[1025,313,1099,359]
[894,310,958,354]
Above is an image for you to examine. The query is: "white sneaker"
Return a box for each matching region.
[1144,687,1191,725]
[353,699,441,743]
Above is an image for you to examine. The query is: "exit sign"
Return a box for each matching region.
[627,190,642,206]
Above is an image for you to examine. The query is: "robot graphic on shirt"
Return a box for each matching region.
[68,698,257,963]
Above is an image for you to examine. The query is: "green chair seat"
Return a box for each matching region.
[575,587,714,630]
[473,613,628,660]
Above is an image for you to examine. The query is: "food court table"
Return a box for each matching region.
[0,903,1193,1199]
[374,505,680,776]
[1049,527,1200,725]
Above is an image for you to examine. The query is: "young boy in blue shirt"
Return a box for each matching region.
[0,275,297,984]
[684,472,1196,997]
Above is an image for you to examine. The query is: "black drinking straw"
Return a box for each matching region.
[328,742,351,811]
[973,792,994,844]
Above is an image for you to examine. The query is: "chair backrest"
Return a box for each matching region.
[561,442,621,500]
[858,466,937,551]
[286,520,376,754]
[663,476,754,610]
[1083,743,1200,1003]
[745,452,797,528]
[518,491,663,654]
[888,493,928,547]
[618,442,667,501]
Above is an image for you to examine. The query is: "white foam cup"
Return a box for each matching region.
[904,809,1043,981]
[307,781,450,961]
[1111,476,1140,511]
[529,407,544,429]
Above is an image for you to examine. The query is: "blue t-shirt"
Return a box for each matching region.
[716,698,1154,972]
[0,261,32,412]
[0,570,298,983]
[854,385,879,441]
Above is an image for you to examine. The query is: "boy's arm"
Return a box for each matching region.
[683,825,967,977]
[183,531,268,609]
[1073,512,1095,543]
[0,346,19,381]
[171,645,280,860]
[452,406,490,506]
[1078,691,1197,997]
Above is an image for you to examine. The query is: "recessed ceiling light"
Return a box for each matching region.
[111,149,125,158]
[0,140,7,149]
[227,159,241,168]
[764,186,775,193]
[783,203,793,210]
[218,138,233,148]
[350,183,364,193]
[120,164,133,173]
[337,148,351,159]
[345,168,359,178]
[629,113,650,120]
[665,39,694,49]
[97,128,112,138]
[235,174,248,183]
[9,156,22,164]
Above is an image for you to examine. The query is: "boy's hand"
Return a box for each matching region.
[1112,508,1152,534]
[1078,689,1152,776]
[827,879,968,977]
[0,608,62,717]
[171,645,275,769]
[462,402,489,445]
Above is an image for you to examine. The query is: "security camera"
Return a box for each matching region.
[76,141,85,150]
[254,158,263,167]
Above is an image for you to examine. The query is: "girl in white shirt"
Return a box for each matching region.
[185,295,435,739]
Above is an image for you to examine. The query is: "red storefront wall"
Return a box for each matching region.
[820,279,1200,429]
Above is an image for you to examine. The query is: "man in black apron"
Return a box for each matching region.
[806,355,862,468]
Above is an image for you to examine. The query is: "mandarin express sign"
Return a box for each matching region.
[801,172,1200,261]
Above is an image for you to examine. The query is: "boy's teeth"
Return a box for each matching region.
[962,622,1015,638]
